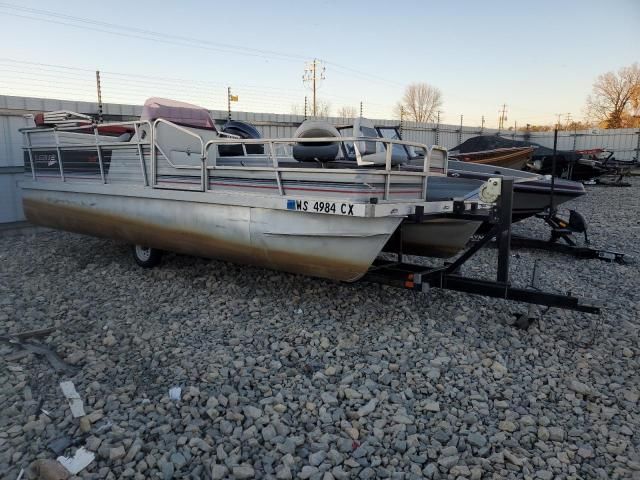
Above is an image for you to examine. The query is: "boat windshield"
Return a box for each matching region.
[376,127,414,160]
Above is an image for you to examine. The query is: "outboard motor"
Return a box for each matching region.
[292,120,340,162]
[219,120,264,156]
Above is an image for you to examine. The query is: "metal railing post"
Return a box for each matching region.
[150,122,156,187]
[269,142,284,195]
[53,129,65,182]
[93,127,106,184]
[25,130,36,180]
[201,155,207,192]
[133,123,149,186]
[421,146,432,200]
[384,140,392,200]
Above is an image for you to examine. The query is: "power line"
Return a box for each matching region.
[0,2,307,62]
[0,2,407,89]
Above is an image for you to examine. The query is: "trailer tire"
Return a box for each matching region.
[132,245,162,268]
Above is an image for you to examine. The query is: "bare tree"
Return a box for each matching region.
[397,83,443,123]
[290,99,331,118]
[337,106,358,120]
[586,63,640,128]
[290,103,304,116]
[316,100,331,118]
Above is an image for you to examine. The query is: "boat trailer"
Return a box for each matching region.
[363,179,602,326]
[508,211,627,264]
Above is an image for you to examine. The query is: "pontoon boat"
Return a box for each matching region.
[19,98,497,280]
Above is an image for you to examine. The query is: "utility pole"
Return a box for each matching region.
[96,70,103,124]
[458,114,463,145]
[435,110,442,145]
[565,113,572,130]
[227,88,238,121]
[481,115,485,132]
[498,104,508,130]
[555,113,563,129]
[303,59,326,117]
[304,96,308,120]
[399,106,404,137]
[359,101,363,118]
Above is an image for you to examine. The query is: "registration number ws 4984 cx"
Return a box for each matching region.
[286,199,355,215]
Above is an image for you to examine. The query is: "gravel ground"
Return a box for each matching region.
[1,178,639,480]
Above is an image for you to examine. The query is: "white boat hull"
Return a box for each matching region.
[23,187,402,282]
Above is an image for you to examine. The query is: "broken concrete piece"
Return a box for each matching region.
[169,386,182,401]
[57,447,95,475]
[26,459,70,480]
[59,381,85,418]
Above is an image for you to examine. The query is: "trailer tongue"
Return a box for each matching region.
[362,179,602,327]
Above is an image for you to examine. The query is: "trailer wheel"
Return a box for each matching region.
[132,245,162,268]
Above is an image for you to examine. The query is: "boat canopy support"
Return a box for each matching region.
[362,179,603,319]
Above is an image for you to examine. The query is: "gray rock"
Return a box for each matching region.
[423,463,438,479]
[356,399,377,418]
[423,400,440,412]
[233,464,255,479]
[359,467,375,479]
[244,405,262,419]
[498,420,517,432]
[276,465,292,480]
[535,470,553,480]
[109,445,126,460]
[321,392,338,405]
[262,424,277,442]
[568,379,593,396]
[467,433,487,448]
[309,451,326,466]
[437,455,460,470]
[548,427,565,442]
[299,465,319,479]
[211,464,229,480]
[159,458,174,480]
[171,452,186,468]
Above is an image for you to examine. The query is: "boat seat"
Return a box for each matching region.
[353,117,405,166]
[292,120,340,162]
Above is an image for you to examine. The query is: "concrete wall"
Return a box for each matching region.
[2,94,639,224]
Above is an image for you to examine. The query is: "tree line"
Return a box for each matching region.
[395,63,639,130]
[291,62,639,130]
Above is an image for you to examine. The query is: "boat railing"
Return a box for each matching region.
[201,136,434,200]
[22,118,443,202]
[22,120,153,186]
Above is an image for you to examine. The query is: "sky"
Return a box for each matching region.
[0,0,638,127]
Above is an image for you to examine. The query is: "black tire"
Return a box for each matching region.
[132,245,162,268]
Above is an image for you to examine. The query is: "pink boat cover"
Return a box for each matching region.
[140,97,215,130]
